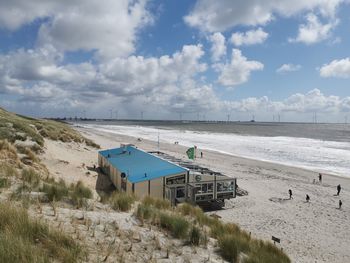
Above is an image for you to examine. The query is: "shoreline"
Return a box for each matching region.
[75,123,350,178]
[74,126,350,263]
[77,124,349,182]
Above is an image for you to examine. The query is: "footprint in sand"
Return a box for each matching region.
[269,197,290,203]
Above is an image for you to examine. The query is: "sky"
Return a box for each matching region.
[0,0,350,122]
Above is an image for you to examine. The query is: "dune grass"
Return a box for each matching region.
[0,107,99,149]
[136,199,290,262]
[70,181,93,208]
[21,168,41,189]
[40,179,92,206]
[0,162,19,177]
[0,203,84,263]
[41,182,69,202]
[142,195,171,210]
[108,192,136,212]
[0,178,9,188]
[159,212,190,239]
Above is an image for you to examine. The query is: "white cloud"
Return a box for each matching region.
[209,32,226,61]
[184,0,343,32]
[214,49,264,87]
[289,13,338,44]
[320,58,350,78]
[223,89,350,114]
[0,0,58,31]
[230,28,268,46]
[0,44,212,113]
[276,64,302,74]
[0,0,153,60]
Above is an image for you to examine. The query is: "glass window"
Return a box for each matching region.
[217,181,234,192]
[166,175,186,185]
[176,187,185,198]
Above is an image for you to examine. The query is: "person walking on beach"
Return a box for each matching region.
[200,151,203,158]
[318,173,322,183]
[339,200,342,210]
[289,189,293,199]
[337,184,341,196]
[306,194,310,202]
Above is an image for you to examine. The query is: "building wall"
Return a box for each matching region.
[134,180,148,198]
[99,153,190,200]
[150,178,163,199]
[126,181,133,195]
[188,173,220,183]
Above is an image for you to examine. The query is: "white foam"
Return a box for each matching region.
[82,124,350,178]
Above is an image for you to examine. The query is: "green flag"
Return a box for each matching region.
[186,147,195,160]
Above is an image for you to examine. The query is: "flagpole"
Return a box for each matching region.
[157,130,160,152]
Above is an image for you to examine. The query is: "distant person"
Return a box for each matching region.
[318,173,322,183]
[306,194,310,202]
[200,151,203,158]
[289,189,293,199]
[339,200,342,209]
[337,184,341,196]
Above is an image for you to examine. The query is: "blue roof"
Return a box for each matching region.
[99,145,187,183]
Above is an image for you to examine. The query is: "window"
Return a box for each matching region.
[166,174,186,185]
[176,187,185,198]
[217,181,234,192]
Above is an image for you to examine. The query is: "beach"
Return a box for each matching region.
[42,125,350,263]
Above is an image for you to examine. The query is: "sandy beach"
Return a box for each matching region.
[41,126,350,263]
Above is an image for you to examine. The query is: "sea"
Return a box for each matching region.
[77,120,350,178]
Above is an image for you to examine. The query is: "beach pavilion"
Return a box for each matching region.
[98,144,236,206]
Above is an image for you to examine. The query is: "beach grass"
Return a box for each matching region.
[70,181,93,208]
[159,212,190,239]
[0,107,99,149]
[189,225,201,245]
[142,195,171,210]
[21,168,41,189]
[41,182,69,202]
[135,199,291,262]
[0,202,84,263]
[109,192,136,212]
[0,163,19,177]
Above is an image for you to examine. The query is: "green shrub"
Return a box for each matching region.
[176,203,212,226]
[70,181,92,208]
[189,226,201,245]
[136,204,155,222]
[218,235,240,262]
[246,240,291,263]
[109,192,136,212]
[0,202,84,262]
[142,196,171,210]
[0,178,9,188]
[70,181,92,199]
[171,215,190,239]
[159,212,189,239]
[41,183,69,202]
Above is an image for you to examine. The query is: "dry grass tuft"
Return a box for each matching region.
[109,192,136,212]
[0,202,84,263]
